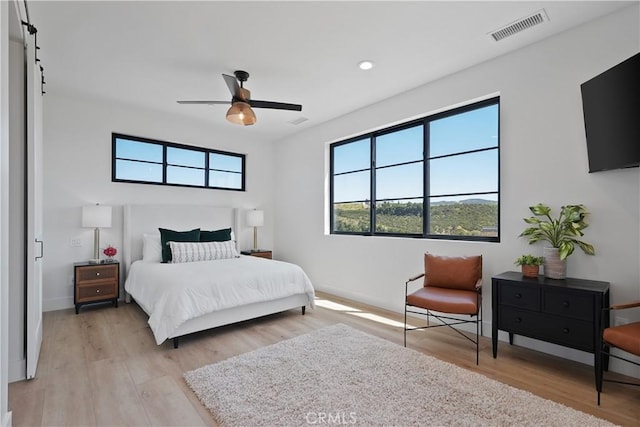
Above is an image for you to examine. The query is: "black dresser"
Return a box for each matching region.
[492,271,609,388]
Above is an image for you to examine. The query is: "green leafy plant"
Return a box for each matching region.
[520,203,595,260]
[514,254,544,266]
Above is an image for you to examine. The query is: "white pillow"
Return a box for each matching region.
[169,240,239,263]
[142,233,163,263]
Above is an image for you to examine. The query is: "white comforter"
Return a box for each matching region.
[124,256,315,345]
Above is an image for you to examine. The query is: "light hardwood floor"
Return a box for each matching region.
[9,291,639,426]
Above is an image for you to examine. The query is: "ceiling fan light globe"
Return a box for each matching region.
[226,102,256,126]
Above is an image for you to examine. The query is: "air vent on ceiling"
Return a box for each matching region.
[489,9,549,42]
[288,117,309,125]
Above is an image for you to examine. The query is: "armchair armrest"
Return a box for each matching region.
[610,300,640,310]
[407,273,424,284]
[475,277,482,291]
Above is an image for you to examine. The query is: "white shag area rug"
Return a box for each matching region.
[184,323,613,426]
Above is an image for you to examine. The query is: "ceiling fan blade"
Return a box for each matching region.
[177,100,230,105]
[222,73,240,97]
[249,99,302,111]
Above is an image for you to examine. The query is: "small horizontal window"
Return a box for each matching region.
[112,133,245,191]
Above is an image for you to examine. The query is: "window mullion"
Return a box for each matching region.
[370,136,376,235]
[162,145,168,184]
[204,152,210,187]
[423,119,429,237]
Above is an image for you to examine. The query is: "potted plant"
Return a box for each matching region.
[519,203,595,279]
[514,254,544,278]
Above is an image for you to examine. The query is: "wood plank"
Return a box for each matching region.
[88,358,150,426]
[137,376,210,426]
[41,363,96,426]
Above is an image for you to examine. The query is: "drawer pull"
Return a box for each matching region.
[96,272,101,276]
[562,328,569,334]
[515,293,522,299]
[515,317,522,323]
[562,301,570,307]
[96,289,101,293]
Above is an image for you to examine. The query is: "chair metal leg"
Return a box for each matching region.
[476,313,480,365]
[404,304,407,347]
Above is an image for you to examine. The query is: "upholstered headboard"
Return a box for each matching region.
[123,204,239,275]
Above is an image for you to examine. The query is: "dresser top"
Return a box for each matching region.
[492,271,609,293]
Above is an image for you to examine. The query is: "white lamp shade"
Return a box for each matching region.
[246,210,264,227]
[82,205,112,228]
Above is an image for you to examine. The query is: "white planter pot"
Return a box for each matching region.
[543,247,566,279]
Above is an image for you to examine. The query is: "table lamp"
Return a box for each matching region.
[82,204,112,264]
[246,209,264,252]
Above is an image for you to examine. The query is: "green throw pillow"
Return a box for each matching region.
[159,228,201,263]
[200,228,232,242]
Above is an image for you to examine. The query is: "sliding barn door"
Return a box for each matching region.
[25,34,43,379]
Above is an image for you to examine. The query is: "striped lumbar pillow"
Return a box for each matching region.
[169,240,239,263]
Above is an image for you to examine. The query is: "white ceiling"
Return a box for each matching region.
[27,1,635,142]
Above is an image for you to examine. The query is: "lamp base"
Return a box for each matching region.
[88,258,101,264]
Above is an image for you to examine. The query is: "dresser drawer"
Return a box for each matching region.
[539,316,594,352]
[499,306,541,336]
[77,283,117,301]
[499,283,540,310]
[543,289,593,321]
[500,306,593,352]
[77,265,118,283]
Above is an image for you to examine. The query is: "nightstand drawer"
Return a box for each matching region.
[78,283,117,300]
[499,283,540,310]
[543,289,593,321]
[77,265,117,283]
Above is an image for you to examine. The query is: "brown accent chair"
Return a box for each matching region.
[596,300,640,405]
[404,253,483,364]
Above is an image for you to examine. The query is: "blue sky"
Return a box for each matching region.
[333,103,499,203]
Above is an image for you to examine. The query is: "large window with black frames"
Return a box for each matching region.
[330,97,499,242]
[112,133,245,191]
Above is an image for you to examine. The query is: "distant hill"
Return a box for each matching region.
[335,198,498,236]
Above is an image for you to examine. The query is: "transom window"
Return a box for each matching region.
[112,133,245,191]
[330,97,499,242]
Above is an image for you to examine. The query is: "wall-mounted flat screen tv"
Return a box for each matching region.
[580,53,639,173]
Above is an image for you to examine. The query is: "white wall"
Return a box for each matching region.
[42,95,277,311]
[274,5,640,375]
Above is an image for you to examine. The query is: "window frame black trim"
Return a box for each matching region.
[112,133,246,192]
[330,97,500,242]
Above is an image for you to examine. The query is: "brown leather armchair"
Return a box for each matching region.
[596,300,640,405]
[404,253,483,364]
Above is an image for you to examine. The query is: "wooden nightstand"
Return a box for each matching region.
[74,262,119,314]
[241,250,272,260]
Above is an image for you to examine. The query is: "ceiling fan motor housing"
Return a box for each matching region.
[234,70,250,83]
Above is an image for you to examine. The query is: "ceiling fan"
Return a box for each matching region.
[177,70,302,126]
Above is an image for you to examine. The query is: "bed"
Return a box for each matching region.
[122,204,315,348]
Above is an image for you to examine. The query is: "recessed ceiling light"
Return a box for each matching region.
[358,60,374,70]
